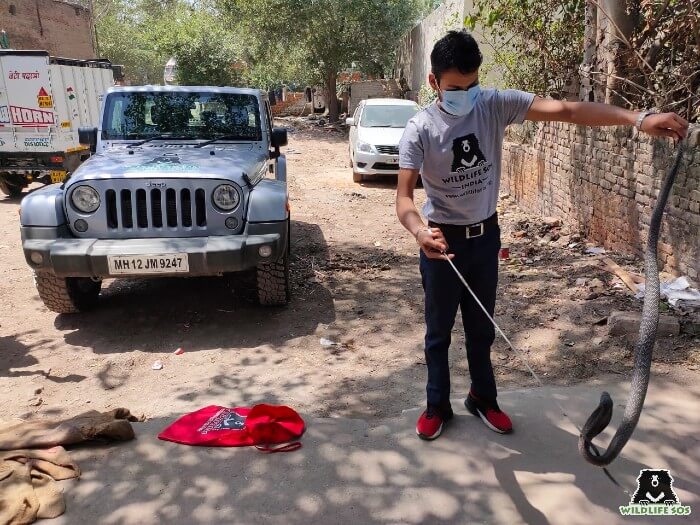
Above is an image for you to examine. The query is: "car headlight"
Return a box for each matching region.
[71,185,100,213]
[212,184,241,211]
[356,141,376,154]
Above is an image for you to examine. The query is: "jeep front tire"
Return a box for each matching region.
[33,272,102,313]
[255,229,290,306]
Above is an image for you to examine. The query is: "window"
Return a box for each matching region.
[353,104,362,123]
[359,105,420,128]
[9,5,16,15]
[102,91,262,141]
[264,100,273,136]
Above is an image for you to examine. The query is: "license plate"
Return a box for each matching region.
[50,170,67,183]
[387,158,398,164]
[107,254,189,275]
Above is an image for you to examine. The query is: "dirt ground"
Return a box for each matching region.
[1,123,699,425]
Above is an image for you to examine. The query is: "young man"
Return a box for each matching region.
[397,30,688,440]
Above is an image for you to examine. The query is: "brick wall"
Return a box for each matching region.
[0,0,94,59]
[271,93,307,117]
[347,80,404,114]
[501,123,700,281]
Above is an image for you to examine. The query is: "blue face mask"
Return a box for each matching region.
[439,84,481,117]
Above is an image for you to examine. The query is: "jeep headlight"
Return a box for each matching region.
[356,141,376,154]
[71,185,100,213]
[212,184,240,212]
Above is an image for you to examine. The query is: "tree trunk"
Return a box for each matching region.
[580,1,598,102]
[602,0,635,106]
[325,70,339,123]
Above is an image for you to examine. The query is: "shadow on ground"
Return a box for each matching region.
[51,221,335,355]
[55,375,700,525]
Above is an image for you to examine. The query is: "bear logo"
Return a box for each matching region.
[450,133,487,172]
[631,469,679,506]
[217,410,246,430]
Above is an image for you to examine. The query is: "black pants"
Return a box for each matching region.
[419,223,500,408]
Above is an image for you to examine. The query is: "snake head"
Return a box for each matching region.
[584,391,614,437]
[578,391,614,465]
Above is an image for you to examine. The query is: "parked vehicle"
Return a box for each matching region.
[346,98,420,182]
[0,50,115,197]
[20,86,290,313]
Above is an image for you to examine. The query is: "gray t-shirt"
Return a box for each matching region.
[399,88,535,224]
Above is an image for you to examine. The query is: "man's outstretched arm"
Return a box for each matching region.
[525,97,689,140]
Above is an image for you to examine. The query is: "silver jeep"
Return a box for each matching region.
[20,86,291,313]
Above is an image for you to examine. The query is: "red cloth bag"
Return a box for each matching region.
[246,403,306,452]
[158,404,304,452]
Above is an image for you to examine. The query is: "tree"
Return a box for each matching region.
[150,3,243,86]
[221,0,422,121]
[465,0,585,99]
[93,0,168,83]
[465,0,698,121]
[94,0,243,86]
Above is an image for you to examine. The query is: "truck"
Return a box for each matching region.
[19,85,290,313]
[0,50,115,197]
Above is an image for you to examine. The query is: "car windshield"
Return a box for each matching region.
[102,92,262,141]
[360,104,419,128]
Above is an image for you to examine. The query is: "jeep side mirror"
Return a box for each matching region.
[271,127,288,148]
[345,117,355,126]
[78,127,98,153]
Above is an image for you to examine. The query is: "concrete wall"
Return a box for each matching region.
[396,0,495,98]
[501,123,700,280]
[0,0,95,59]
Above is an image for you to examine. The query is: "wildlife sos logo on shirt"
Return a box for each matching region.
[441,133,493,200]
[619,469,692,516]
[450,133,487,172]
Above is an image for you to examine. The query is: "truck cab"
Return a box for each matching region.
[20,86,290,313]
[0,50,115,197]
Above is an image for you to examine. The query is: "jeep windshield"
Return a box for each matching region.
[102,92,262,142]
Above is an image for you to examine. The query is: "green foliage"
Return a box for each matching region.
[625,0,699,122]
[94,0,242,86]
[151,4,242,86]
[417,83,437,107]
[94,0,167,83]
[464,0,585,98]
[96,0,422,101]
[418,0,444,16]
[219,0,422,119]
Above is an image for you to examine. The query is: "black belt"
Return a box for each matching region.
[428,213,498,239]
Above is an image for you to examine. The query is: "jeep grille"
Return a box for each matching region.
[66,178,247,239]
[105,188,207,229]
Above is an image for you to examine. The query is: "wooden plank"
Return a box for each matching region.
[601,257,642,292]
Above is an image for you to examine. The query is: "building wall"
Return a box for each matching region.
[347,80,404,115]
[501,123,700,280]
[395,0,494,98]
[0,0,94,59]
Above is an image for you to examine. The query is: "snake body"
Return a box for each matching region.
[579,140,686,467]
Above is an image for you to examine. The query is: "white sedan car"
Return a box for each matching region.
[346,98,420,183]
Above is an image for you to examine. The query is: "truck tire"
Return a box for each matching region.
[0,177,22,198]
[33,272,101,313]
[255,225,290,306]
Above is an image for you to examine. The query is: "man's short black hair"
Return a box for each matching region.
[430,30,483,80]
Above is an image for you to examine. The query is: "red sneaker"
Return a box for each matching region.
[416,405,453,440]
[465,391,513,434]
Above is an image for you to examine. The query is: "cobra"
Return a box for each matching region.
[579,140,687,466]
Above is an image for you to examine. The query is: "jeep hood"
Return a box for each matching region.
[67,145,268,186]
